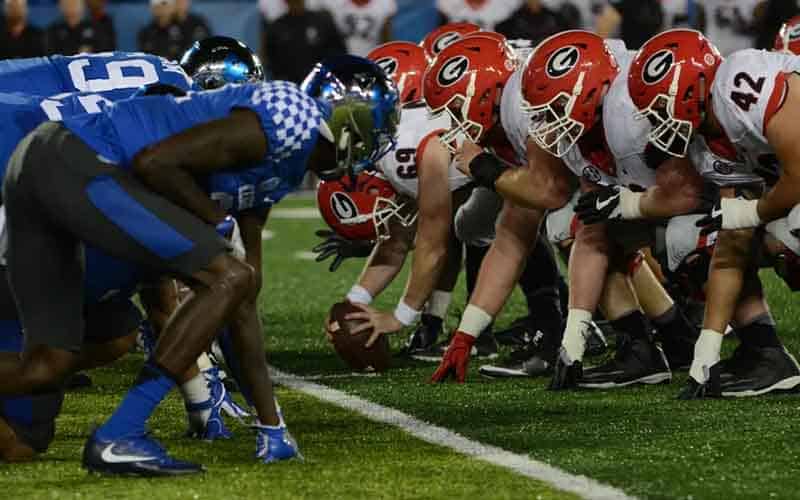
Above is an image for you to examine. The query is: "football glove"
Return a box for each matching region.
[576,185,644,224]
[312,229,375,272]
[429,331,475,383]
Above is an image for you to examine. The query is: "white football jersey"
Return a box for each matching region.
[664,214,716,272]
[602,39,657,188]
[711,49,800,183]
[499,66,529,166]
[317,0,397,56]
[436,0,521,30]
[259,0,324,22]
[378,105,470,198]
[687,135,762,186]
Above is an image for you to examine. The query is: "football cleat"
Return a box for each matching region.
[719,346,800,398]
[584,320,609,358]
[479,337,556,379]
[405,314,443,357]
[204,366,251,421]
[579,335,672,389]
[412,328,497,362]
[186,367,236,440]
[677,366,721,400]
[83,430,204,476]
[254,425,302,464]
[548,349,583,390]
[492,316,539,348]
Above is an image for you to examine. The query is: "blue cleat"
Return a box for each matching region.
[254,424,302,464]
[185,367,234,440]
[205,366,251,421]
[83,430,204,476]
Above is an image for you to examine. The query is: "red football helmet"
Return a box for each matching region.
[317,172,415,241]
[628,29,722,158]
[420,22,480,59]
[774,16,800,55]
[423,35,516,150]
[368,42,430,104]
[521,30,619,158]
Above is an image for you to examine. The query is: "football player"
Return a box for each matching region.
[626,29,800,397]
[436,0,520,30]
[0,56,398,475]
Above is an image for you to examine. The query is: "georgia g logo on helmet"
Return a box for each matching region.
[642,49,674,85]
[433,32,461,55]
[546,46,580,79]
[375,57,398,78]
[331,192,358,221]
[437,55,469,87]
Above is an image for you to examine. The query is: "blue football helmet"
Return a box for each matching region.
[180,36,265,90]
[302,55,400,180]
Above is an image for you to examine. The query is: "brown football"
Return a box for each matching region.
[329,301,391,372]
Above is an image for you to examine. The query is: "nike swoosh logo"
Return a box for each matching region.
[595,196,616,212]
[100,443,158,464]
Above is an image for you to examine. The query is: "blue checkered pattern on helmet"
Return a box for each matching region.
[251,81,323,163]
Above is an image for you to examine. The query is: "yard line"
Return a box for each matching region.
[271,367,635,500]
[271,208,320,219]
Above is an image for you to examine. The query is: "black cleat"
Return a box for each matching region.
[412,328,497,362]
[493,316,538,347]
[479,332,556,378]
[405,314,443,357]
[579,335,672,389]
[677,364,721,400]
[719,346,800,397]
[66,372,93,391]
[584,321,609,358]
[548,349,583,390]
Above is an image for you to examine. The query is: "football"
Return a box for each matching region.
[329,301,391,372]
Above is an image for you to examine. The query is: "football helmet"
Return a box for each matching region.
[628,29,722,158]
[420,22,480,59]
[302,55,401,180]
[521,30,619,158]
[317,172,416,241]
[423,35,516,150]
[367,41,429,104]
[180,36,264,89]
[774,16,800,55]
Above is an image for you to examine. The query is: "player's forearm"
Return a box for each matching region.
[352,238,409,301]
[639,185,700,219]
[495,167,571,210]
[133,151,225,224]
[758,172,800,223]
[401,238,448,311]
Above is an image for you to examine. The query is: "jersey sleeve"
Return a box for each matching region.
[246,81,324,164]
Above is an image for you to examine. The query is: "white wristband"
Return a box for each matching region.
[346,285,373,305]
[619,189,644,220]
[393,301,421,326]
[721,198,761,230]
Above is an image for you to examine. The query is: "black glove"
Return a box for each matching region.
[575,185,623,224]
[469,152,509,190]
[312,229,374,272]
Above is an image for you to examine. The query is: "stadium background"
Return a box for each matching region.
[22,0,438,56]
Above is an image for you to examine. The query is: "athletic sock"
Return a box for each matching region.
[425,290,451,321]
[95,362,175,441]
[735,316,781,349]
[180,371,213,423]
[562,308,592,362]
[610,310,653,341]
[457,304,492,338]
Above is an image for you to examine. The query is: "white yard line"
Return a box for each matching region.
[271,367,635,500]
[271,208,320,219]
[293,251,317,260]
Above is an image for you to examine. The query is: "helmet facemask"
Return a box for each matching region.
[634,65,698,158]
[373,196,417,241]
[523,71,586,158]
[430,71,486,152]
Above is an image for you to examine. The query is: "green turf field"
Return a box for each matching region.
[3,197,800,499]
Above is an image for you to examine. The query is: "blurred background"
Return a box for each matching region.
[3,0,799,81]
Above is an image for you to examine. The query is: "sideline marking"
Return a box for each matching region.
[271,208,319,219]
[271,367,635,500]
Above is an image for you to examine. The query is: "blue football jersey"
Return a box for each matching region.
[63,81,326,213]
[0,52,192,98]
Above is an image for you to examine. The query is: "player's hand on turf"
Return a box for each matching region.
[429,331,476,383]
[312,230,374,272]
[345,304,403,347]
[454,139,484,177]
[575,185,623,224]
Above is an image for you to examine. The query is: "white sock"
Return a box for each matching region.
[196,352,213,371]
[456,304,493,338]
[562,308,593,363]
[181,372,212,406]
[425,291,452,320]
[689,329,723,384]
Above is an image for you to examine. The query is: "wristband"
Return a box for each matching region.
[721,198,761,230]
[393,300,421,326]
[468,152,509,190]
[619,188,644,219]
[346,285,373,305]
